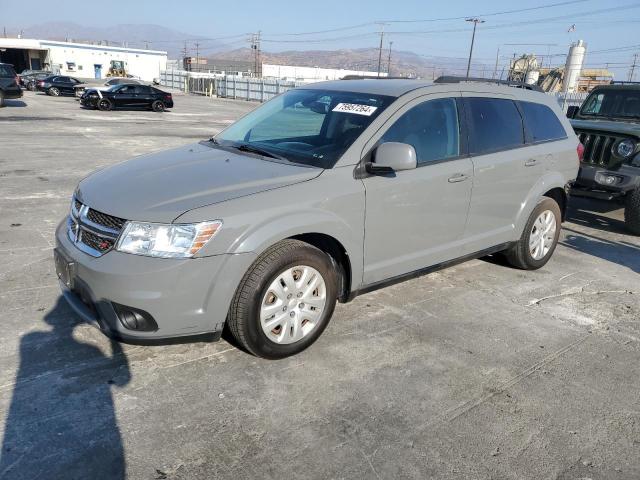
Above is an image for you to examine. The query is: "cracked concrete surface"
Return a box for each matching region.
[1,91,639,479]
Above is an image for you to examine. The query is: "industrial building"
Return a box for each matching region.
[261,64,388,82]
[0,38,167,81]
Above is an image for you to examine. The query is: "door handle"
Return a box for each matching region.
[448,173,470,183]
[524,158,538,167]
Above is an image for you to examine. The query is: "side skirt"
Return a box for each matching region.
[345,242,514,302]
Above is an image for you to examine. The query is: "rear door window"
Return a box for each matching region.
[466,97,524,155]
[519,101,567,143]
[0,64,15,77]
[380,98,460,165]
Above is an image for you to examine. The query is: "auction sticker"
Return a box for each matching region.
[332,103,378,116]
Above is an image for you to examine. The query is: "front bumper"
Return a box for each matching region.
[79,97,98,108]
[55,219,257,343]
[571,163,640,199]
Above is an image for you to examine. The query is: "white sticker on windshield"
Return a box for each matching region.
[332,103,378,116]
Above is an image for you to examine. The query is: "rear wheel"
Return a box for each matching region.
[227,239,338,359]
[0,91,4,107]
[151,100,165,112]
[624,187,640,235]
[48,87,60,96]
[27,82,36,91]
[503,197,561,270]
[97,99,113,111]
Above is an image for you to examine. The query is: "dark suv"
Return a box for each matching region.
[0,63,23,107]
[568,83,640,233]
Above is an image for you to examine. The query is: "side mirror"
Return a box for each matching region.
[367,142,417,174]
[566,106,579,119]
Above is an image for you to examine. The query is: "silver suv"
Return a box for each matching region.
[55,78,579,358]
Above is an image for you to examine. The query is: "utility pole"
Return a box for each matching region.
[465,18,485,79]
[375,23,388,78]
[387,41,393,76]
[492,46,500,79]
[195,42,200,72]
[249,32,262,77]
[629,53,638,82]
[181,41,189,71]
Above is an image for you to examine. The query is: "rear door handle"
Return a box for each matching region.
[524,158,538,167]
[448,173,470,183]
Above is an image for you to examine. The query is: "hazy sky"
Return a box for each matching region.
[2,0,639,74]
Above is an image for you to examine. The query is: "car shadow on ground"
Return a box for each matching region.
[566,196,628,235]
[0,297,130,480]
[1,100,27,107]
[561,226,640,274]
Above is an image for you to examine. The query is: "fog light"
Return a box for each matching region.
[595,172,622,186]
[113,303,158,332]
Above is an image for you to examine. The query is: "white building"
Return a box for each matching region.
[0,38,167,81]
[262,64,388,83]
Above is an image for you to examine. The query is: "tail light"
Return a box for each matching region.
[15,75,20,85]
[577,142,585,162]
[164,94,172,100]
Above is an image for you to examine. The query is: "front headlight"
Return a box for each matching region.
[615,139,636,158]
[116,220,222,258]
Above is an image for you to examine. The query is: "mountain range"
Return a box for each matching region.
[10,22,489,78]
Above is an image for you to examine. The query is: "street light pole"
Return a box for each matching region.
[465,18,485,79]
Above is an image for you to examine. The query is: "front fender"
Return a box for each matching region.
[513,171,567,239]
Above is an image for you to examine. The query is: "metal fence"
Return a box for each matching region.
[161,70,592,111]
[159,70,303,102]
[553,92,589,112]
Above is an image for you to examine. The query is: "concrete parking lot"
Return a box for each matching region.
[1,90,639,480]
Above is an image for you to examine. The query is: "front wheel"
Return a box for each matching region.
[0,91,4,107]
[151,100,165,112]
[503,197,561,270]
[48,87,60,96]
[227,239,338,359]
[624,187,640,235]
[97,99,113,111]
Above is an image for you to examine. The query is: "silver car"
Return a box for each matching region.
[54,78,580,358]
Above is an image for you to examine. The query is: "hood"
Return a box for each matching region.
[571,118,640,137]
[77,142,322,222]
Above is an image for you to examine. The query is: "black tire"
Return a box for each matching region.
[503,197,562,270]
[48,87,60,96]
[97,99,113,111]
[227,239,338,359]
[27,83,36,91]
[624,187,640,235]
[0,91,4,107]
[151,100,165,112]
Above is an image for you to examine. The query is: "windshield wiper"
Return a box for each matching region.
[231,143,286,160]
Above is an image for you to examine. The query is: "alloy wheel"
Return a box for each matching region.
[529,210,556,260]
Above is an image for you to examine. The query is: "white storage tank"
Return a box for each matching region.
[563,40,586,93]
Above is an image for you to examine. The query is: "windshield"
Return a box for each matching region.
[580,89,640,119]
[215,88,393,168]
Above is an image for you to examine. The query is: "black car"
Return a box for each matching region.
[36,75,84,96]
[0,63,22,107]
[18,70,50,87]
[80,84,174,112]
[23,72,52,91]
[568,83,640,234]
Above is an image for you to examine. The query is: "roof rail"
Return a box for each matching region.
[340,75,415,80]
[434,75,544,92]
[610,81,640,85]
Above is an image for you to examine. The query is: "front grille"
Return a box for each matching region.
[86,208,126,231]
[576,130,626,169]
[68,197,127,257]
[81,229,115,252]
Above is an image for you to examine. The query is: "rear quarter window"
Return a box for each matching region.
[0,65,16,77]
[519,101,567,143]
[466,97,525,155]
